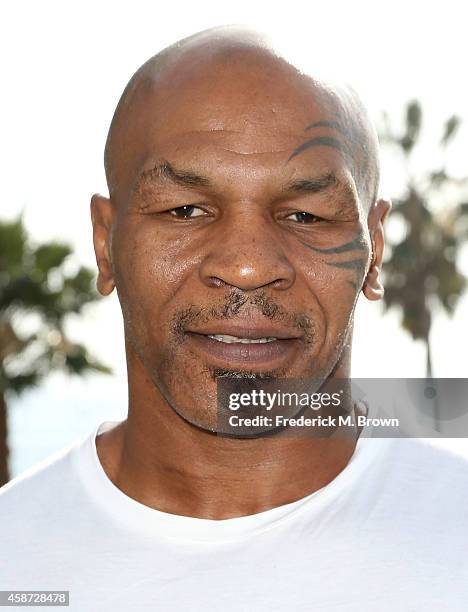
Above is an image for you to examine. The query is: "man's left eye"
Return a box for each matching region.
[286,211,323,224]
[169,205,205,219]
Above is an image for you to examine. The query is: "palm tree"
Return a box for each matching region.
[380,101,468,377]
[0,215,111,486]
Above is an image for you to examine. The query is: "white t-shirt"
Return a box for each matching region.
[0,419,467,611]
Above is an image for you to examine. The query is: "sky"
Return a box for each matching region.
[2,0,468,474]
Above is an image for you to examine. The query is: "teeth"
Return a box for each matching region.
[208,334,278,344]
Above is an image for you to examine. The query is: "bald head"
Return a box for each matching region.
[104,26,380,211]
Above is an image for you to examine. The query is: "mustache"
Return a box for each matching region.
[172,288,315,343]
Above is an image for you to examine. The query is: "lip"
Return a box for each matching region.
[185,332,301,368]
[185,324,300,341]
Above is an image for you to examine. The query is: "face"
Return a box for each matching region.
[92,50,389,432]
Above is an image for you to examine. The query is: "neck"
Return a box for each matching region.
[96,343,360,520]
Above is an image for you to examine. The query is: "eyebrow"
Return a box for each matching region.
[283,171,340,194]
[137,160,212,189]
[137,162,353,204]
[283,171,359,216]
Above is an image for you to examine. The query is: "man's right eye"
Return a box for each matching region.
[169,205,205,219]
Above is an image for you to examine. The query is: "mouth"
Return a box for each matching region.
[207,334,278,344]
[185,326,301,369]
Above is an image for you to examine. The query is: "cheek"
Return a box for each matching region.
[114,222,185,292]
[112,221,199,313]
[299,255,363,335]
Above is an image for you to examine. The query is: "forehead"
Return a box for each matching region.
[110,50,351,197]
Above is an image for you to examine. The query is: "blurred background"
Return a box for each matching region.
[1,0,467,485]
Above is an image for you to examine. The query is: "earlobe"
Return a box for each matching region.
[90,194,115,296]
[362,263,385,300]
[362,197,392,302]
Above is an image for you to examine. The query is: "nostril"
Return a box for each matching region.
[272,278,287,290]
[208,276,225,289]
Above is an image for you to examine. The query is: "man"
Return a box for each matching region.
[1,26,467,611]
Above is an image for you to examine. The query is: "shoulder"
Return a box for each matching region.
[385,437,468,476]
[0,444,74,500]
[377,437,468,519]
[0,431,99,584]
[0,434,88,524]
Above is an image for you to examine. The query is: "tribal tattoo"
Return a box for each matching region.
[297,229,369,290]
[289,120,371,290]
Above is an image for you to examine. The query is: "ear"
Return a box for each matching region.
[362,198,392,301]
[90,194,115,296]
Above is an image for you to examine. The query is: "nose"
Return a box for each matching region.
[199,208,296,292]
